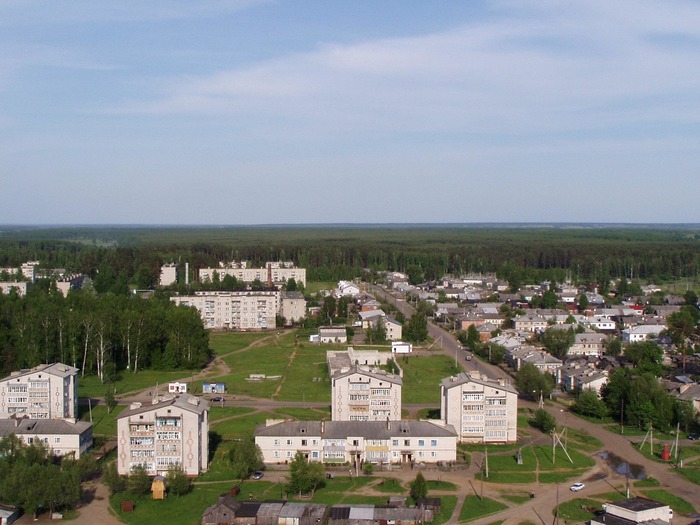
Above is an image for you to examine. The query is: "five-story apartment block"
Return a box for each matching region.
[0,363,79,420]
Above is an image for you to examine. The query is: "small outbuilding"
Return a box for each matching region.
[151,475,167,500]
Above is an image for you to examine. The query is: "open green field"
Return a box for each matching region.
[458,495,509,522]
[397,354,461,404]
[79,369,198,398]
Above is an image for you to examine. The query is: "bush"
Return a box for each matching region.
[532,409,556,433]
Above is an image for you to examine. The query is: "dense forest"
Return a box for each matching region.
[1,225,699,287]
[0,285,210,378]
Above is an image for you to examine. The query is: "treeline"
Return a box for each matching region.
[0,285,210,378]
[1,226,699,289]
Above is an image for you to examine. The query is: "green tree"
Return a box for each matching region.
[227,438,264,480]
[405,312,428,342]
[606,338,622,357]
[128,465,152,496]
[103,462,126,495]
[410,472,428,501]
[624,341,665,376]
[532,409,556,433]
[573,390,608,419]
[465,325,480,351]
[515,363,554,400]
[578,293,589,312]
[166,465,192,497]
[285,451,325,496]
[541,327,575,359]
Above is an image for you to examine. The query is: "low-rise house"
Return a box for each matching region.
[621,325,665,343]
[0,418,93,458]
[318,327,348,344]
[201,494,241,525]
[359,309,385,329]
[569,332,607,357]
[513,313,548,332]
[255,419,457,465]
[505,347,562,380]
[336,281,360,298]
[560,362,608,395]
[0,503,20,525]
[584,316,617,332]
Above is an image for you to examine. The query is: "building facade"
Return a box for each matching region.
[255,419,457,465]
[159,263,178,286]
[171,291,280,330]
[281,291,306,324]
[199,261,306,287]
[0,363,79,420]
[331,367,402,422]
[440,372,518,443]
[0,419,93,458]
[116,394,209,476]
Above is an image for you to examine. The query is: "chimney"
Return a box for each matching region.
[498,377,505,387]
[267,263,272,288]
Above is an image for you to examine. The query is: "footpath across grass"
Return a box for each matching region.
[458,495,509,522]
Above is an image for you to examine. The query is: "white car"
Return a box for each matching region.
[570,482,585,492]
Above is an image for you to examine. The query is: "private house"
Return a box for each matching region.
[440,372,518,444]
[0,418,93,458]
[255,419,457,465]
[0,363,79,420]
[622,325,665,343]
[505,347,562,380]
[359,309,385,329]
[335,281,360,298]
[331,366,402,422]
[560,362,608,395]
[584,316,617,332]
[201,494,242,525]
[116,393,209,477]
[171,291,280,330]
[568,332,608,357]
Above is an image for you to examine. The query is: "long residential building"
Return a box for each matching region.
[331,366,402,422]
[199,261,306,287]
[0,419,93,458]
[116,393,209,476]
[440,371,518,444]
[255,419,457,465]
[171,290,280,330]
[0,363,79,420]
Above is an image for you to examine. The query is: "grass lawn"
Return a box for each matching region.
[372,477,405,493]
[537,470,589,484]
[78,402,124,436]
[433,495,458,525]
[498,491,532,504]
[209,410,279,437]
[397,355,462,404]
[209,331,272,356]
[676,467,700,485]
[79,369,197,398]
[427,480,458,491]
[208,406,256,422]
[458,495,509,522]
[633,477,660,487]
[640,490,696,514]
[532,444,595,471]
[556,498,600,522]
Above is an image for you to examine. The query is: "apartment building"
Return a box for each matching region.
[0,281,29,296]
[199,261,306,287]
[440,371,518,444]
[331,366,402,422]
[171,290,280,330]
[281,291,306,324]
[0,419,93,458]
[0,363,79,420]
[255,419,457,465]
[116,393,209,476]
[159,263,178,286]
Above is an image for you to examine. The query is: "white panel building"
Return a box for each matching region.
[255,419,457,465]
[116,393,209,476]
[440,371,518,444]
[0,363,79,420]
[199,261,306,287]
[0,419,93,458]
[331,367,402,422]
[171,290,280,330]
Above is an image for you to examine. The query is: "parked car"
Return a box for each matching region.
[211,397,224,402]
[252,471,264,480]
[687,433,700,440]
[570,482,585,492]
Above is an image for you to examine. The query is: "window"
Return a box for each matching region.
[274,439,280,446]
[418,440,425,447]
[392,439,399,446]
[312,451,319,459]
[403,439,410,446]
[431,440,437,447]
[301,440,307,446]
[286,439,292,445]
[274,451,280,458]
[54,437,61,444]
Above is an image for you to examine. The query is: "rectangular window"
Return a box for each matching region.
[431,440,437,447]
[404,440,410,446]
[418,440,425,447]
[392,439,399,446]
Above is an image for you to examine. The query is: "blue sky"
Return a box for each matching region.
[1,0,699,225]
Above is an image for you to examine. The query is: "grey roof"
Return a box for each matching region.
[333,366,402,385]
[255,420,456,440]
[440,372,518,394]
[608,497,668,512]
[278,502,327,519]
[1,362,78,382]
[117,393,209,419]
[0,419,92,437]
